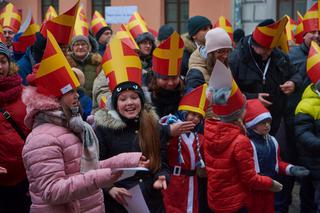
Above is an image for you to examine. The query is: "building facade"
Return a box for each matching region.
[4,0,317,35]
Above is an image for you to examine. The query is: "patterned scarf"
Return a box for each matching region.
[34,110,99,173]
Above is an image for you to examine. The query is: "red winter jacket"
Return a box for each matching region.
[204,119,273,213]
[0,86,29,186]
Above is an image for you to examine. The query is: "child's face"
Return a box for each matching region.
[186,112,203,126]
[252,119,272,136]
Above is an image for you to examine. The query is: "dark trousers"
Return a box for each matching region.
[297,176,318,213]
[0,179,31,213]
[198,177,214,213]
[274,117,297,213]
[275,175,295,213]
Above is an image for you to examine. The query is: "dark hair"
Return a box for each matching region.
[233,29,245,43]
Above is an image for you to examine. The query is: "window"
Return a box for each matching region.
[41,0,59,20]
[277,0,307,20]
[92,0,111,17]
[165,0,189,33]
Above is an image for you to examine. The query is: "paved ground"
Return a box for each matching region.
[288,183,300,213]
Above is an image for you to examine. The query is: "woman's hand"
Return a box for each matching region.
[138,155,150,168]
[108,187,132,205]
[170,121,195,136]
[153,175,167,190]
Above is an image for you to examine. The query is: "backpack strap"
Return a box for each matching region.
[0,107,26,141]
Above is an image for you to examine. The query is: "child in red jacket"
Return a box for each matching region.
[204,60,283,213]
[244,99,309,213]
[160,84,208,213]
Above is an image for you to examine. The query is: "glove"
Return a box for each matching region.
[269,180,283,192]
[290,166,310,177]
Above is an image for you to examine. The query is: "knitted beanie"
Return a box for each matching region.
[95,26,113,41]
[188,16,212,37]
[70,35,91,49]
[252,19,275,46]
[111,81,145,110]
[135,32,155,44]
[205,28,232,54]
[158,24,174,42]
[0,42,11,60]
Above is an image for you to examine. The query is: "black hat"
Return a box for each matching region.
[95,26,113,41]
[111,81,145,110]
[158,24,174,42]
[188,16,212,37]
[257,19,275,27]
[233,28,245,43]
[135,32,155,44]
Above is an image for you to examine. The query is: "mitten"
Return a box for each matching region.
[289,166,310,177]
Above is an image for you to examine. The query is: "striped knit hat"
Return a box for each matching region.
[0,42,10,60]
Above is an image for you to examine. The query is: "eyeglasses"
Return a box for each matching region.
[73,42,89,48]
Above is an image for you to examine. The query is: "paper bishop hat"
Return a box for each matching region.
[0,3,22,32]
[35,30,80,97]
[252,16,288,49]
[207,60,246,121]
[178,84,209,117]
[102,37,142,92]
[152,31,184,77]
[214,16,233,41]
[307,41,320,87]
[303,2,319,33]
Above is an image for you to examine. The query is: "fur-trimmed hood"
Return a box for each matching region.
[181,33,197,53]
[94,104,159,130]
[22,86,61,128]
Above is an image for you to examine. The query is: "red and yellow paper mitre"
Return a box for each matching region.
[41,1,79,45]
[152,31,184,77]
[214,16,233,41]
[252,16,288,48]
[178,84,209,117]
[284,15,295,43]
[44,6,58,22]
[303,2,319,33]
[278,16,294,53]
[126,12,149,39]
[90,10,108,36]
[73,5,89,36]
[35,30,79,97]
[306,41,320,85]
[13,12,39,52]
[102,37,142,92]
[0,25,5,43]
[0,3,22,32]
[208,60,245,118]
[99,96,108,109]
[295,11,304,44]
[115,27,139,50]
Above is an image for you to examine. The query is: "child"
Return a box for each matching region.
[245,99,309,213]
[160,84,208,213]
[204,60,283,213]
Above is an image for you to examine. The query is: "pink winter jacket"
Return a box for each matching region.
[22,87,142,213]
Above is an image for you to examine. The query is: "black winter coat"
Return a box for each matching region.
[229,35,302,135]
[295,85,320,179]
[94,108,170,213]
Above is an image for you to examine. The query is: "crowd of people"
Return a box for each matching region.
[1,1,320,213]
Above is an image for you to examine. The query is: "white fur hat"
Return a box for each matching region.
[205,28,232,54]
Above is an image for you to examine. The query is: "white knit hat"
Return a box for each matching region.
[205,28,232,54]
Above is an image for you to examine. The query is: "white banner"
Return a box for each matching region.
[105,6,138,24]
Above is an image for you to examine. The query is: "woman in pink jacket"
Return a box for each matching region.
[21,33,146,213]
